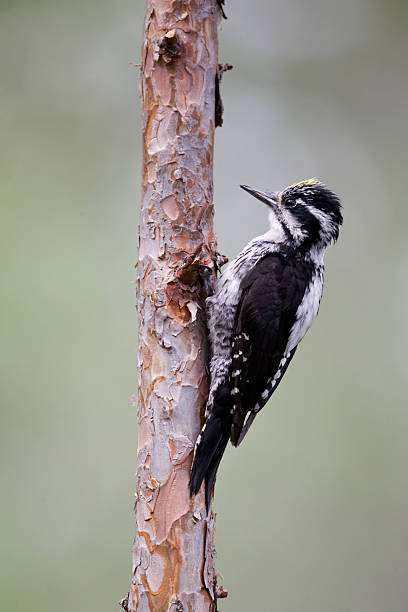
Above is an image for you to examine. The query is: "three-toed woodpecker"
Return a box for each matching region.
[190,179,343,510]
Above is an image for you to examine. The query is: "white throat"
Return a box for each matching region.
[256,209,286,243]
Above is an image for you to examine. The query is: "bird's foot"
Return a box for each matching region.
[198,263,214,296]
[213,251,228,273]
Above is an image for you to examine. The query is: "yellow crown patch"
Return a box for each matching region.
[290,178,321,188]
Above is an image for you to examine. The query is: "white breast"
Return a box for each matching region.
[286,270,323,354]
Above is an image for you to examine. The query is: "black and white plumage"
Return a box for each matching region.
[189,179,343,510]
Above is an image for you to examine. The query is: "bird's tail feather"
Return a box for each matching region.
[189,414,229,512]
[203,433,229,511]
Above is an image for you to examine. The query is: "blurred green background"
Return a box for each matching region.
[1,0,407,610]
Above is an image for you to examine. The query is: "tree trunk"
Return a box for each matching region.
[128,2,223,610]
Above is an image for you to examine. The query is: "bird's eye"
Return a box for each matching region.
[286,197,305,209]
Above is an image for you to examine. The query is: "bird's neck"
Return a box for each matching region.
[306,243,326,267]
[248,231,326,268]
[256,221,287,245]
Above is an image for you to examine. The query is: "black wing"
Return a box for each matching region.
[229,253,314,446]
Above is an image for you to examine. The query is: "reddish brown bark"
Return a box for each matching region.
[128,2,224,610]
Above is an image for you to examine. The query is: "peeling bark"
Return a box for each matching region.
[129,2,225,610]
[215,63,233,128]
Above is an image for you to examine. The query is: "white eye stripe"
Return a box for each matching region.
[307,204,336,235]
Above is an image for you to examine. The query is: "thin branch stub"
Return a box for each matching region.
[118,594,129,611]
[216,585,229,599]
[217,0,227,19]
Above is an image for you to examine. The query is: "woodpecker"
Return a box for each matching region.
[189,179,342,510]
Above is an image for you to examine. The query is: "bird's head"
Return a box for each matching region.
[240,179,342,251]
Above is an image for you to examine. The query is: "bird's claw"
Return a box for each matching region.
[213,251,228,273]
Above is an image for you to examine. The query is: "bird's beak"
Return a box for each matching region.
[240,184,279,208]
